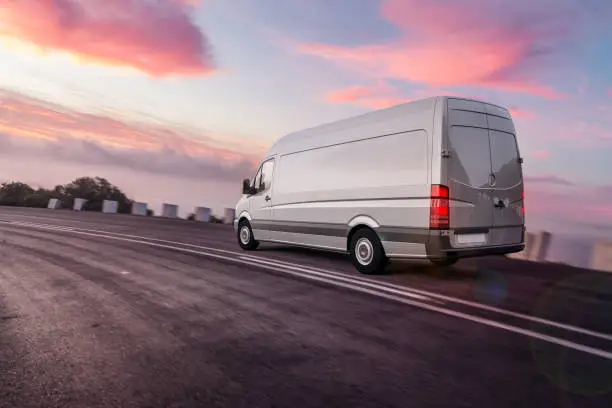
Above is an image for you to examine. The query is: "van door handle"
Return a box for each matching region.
[265,195,271,202]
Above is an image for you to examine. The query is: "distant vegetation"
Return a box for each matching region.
[0,177,225,222]
[0,177,134,214]
[186,213,224,223]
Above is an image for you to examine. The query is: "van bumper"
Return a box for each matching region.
[434,243,525,259]
[426,227,525,260]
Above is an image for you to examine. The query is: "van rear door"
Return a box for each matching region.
[486,105,524,246]
[446,99,494,236]
[445,98,523,247]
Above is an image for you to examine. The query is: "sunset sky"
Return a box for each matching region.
[0,0,611,237]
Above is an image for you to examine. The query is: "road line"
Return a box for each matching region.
[2,219,612,360]
[240,254,612,342]
[10,220,73,230]
[5,218,612,342]
[239,256,436,303]
[18,218,611,343]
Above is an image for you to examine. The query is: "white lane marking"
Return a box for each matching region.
[11,221,75,231]
[3,218,612,342]
[241,255,612,342]
[239,256,435,303]
[2,220,612,360]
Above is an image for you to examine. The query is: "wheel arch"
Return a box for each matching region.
[237,211,252,222]
[346,215,381,251]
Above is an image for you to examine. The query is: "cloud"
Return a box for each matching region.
[296,0,604,99]
[0,88,264,182]
[524,175,574,186]
[325,83,539,117]
[525,181,612,234]
[0,0,215,76]
[552,120,612,146]
[509,107,535,119]
[578,76,589,95]
[325,82,411,109]
[520,173,612,235]
[529,150,550,159]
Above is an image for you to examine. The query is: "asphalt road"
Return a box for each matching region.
[1,207,612,408]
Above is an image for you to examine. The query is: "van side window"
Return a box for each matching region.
[252,167,262,191]
[259,159,275,191]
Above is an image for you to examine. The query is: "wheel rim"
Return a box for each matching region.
[239,225,250,245]
[355,237,374,266]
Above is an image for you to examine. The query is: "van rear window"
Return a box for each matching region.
[448,126,492,189]
[489,130,521,188]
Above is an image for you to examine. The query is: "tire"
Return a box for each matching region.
[237,219,259,250]
[349,228,388,275]
[430,255,458,267]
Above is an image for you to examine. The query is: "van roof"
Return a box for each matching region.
[266,96,510,157]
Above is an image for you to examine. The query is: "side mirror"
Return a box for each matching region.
[242,178,252,195]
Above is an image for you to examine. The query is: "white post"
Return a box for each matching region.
[528,231,552,262]
[131,202,148,216]
[162,203,179,218]
[590,240,612,272]
[194,207,211,222]
[102,200,118,214]
[47,198,61,209]
[73,198,87,211]
[223,208,235,224]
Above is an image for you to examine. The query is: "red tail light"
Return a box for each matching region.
[430,184,450,229]
[521,189,525,215]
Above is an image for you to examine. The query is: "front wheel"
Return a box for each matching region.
[237,219,259,250]
[349,228,388,275]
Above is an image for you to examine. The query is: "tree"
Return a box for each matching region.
[22,187,56,208]
[0,182,35,206]
[210,215,224,224]
[0,176,134,213]
[62,177,132,213]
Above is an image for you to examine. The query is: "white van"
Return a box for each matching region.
[233,96,525,274]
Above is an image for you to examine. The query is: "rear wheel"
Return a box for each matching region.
[349,228,388,275]
[237,219,259,250]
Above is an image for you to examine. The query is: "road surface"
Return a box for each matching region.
[0,207,611,408]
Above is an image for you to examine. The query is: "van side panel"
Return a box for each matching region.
[263,130,431,257]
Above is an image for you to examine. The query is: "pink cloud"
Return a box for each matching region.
[551,121,612,147]
[608,89,612,97]
[0,0,215,76]
[530,150,550,159]
[524,178,612,232]
[509,107,535,119]
[0,88,264,181]
[525,175,573,186]
[578,76,589,95]
[325,83,411,109]
[325,83,497,110]
[297,0,586,99]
